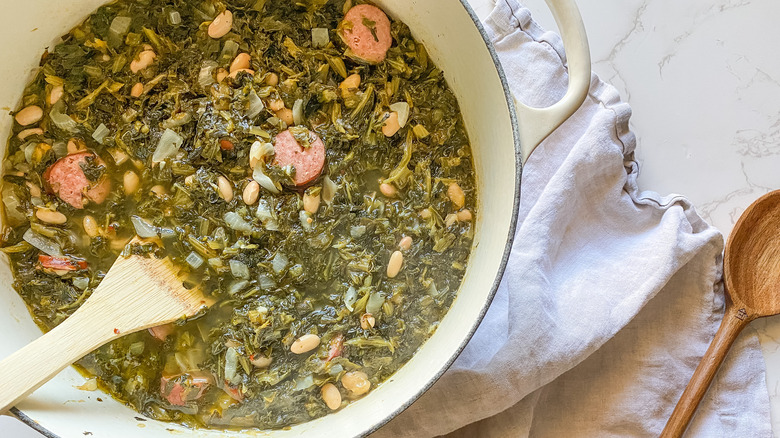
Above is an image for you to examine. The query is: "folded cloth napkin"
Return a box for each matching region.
[372,0,772,436]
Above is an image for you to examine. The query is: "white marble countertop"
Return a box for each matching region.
[5,0,780,436]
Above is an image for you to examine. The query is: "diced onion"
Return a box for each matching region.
[22,142,36,164]
[49,102,78,132]
[292,99,304,125]
[23,229,63,257]
[72,277,89,290]
[221,40,239,60]
[366,291,385,314]
[247,90,264,119]
[51,141,68,158]
[344,286,358,312]
[257,274,275,289]
[152,128,183,163]
[168,10,182,25]
[299,211,312,231]
[229,259,250,279]
[229,279,249,295]
[271,253,288,274]
[130,216,158,238]
[328,364,344,376]
[255,199,273,221]
[198,61,218,88]
[223,211,253,233]
[224,347,240,384]
[349,225,366,238]
[128,341,145,356]
[311,28,329,48]
[109,16,132,41]
[294,374,315,391]
[162,112,192,129]
[322,176,337,206]
[253,165,281,195]
[389,102,410,128]
[427,281,442,297]
[185,251,205,269]
[92,123,110,144]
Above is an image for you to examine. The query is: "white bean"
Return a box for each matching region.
[216,68,228,83]
[360,313,375,330]
[382,111,401,137]
[230,53,251,73]
[217,176,234,202]
[291,333,320,354]
[123,170,140,195]
[303,192,320,214]
[83,215,99,238]
[48,85,64,106]
[67,138,86,154]
[229,68,255,79]
[399,236,413,251]
[387,250,403,278]
[243,180,260,205]
[457,209,473,222]
[448,182,465,208]
[265,72,279,86]
[445,213,458,228]
[321,383,342,410]
[18,128,43,140]
[26,182,41,198]
[150,185,167,197]
[379,183,397,198]
[208,10,233,39]
[130,50,156,73]
[15,105,43,126]
[130,82,144,98]
[36,208,67,225]
[250,353,272,368]
[341,371,371,396]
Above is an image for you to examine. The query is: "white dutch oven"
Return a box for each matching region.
[0,0,590,436]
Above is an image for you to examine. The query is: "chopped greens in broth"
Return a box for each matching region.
[0,0,476,429]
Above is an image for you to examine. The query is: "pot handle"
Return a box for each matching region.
[516,0,591,163]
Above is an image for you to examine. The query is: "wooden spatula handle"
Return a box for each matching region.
[661,303,751,437]
[0,299,121,413]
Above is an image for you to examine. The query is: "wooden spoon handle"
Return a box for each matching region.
[0,301,120,413]
[661,304,751,437]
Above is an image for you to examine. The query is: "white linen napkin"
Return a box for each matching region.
[372,0,772,436]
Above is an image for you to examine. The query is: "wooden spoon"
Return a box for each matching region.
[0,242,212,413]
[662,189,780,437]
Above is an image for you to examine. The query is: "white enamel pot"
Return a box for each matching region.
[0,0,590,436]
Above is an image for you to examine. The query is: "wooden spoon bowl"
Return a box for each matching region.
[0,241,212,413]
[662,189,780,437]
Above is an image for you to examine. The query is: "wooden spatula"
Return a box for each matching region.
[0,243,212,413]
[662,189,780,436]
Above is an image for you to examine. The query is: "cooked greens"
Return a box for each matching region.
[0,0,476,429]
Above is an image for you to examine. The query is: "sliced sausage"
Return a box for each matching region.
[43,152,111,209]
[38,255,88,271]
[273,129,326,187]
[148,323,175,341]
[339,4,393,64]
[160,372,213,406]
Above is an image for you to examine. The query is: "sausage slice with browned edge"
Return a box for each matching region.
[273,129,326,187]
[338,4,393,64]
[43,151,111,209]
